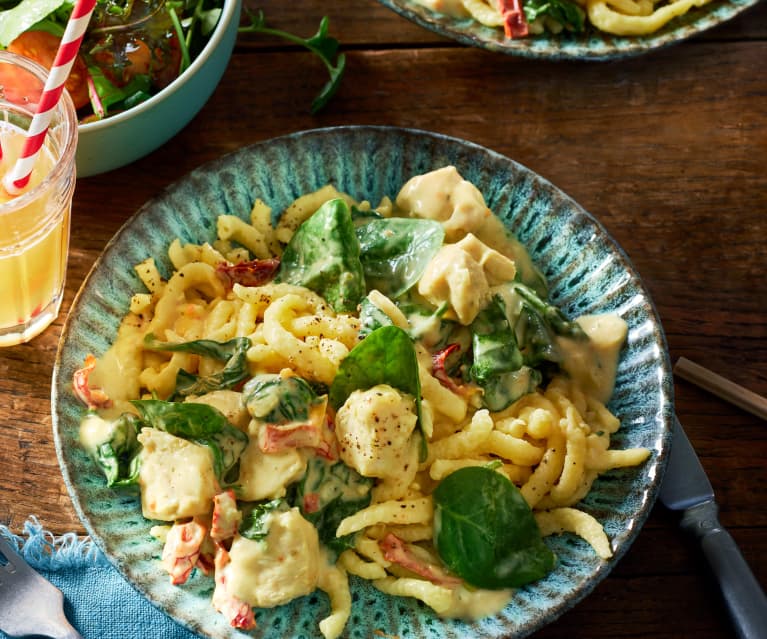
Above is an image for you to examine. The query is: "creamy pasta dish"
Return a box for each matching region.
[414,0,714,38]
[74,166,650,637]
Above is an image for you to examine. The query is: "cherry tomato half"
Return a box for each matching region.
[8,30,90,109]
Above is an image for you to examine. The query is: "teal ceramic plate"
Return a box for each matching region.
[53,126,673,638]
[377,0,760,59]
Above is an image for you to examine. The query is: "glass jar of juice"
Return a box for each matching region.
[0,50,78,346]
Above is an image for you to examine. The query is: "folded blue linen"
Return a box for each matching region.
[0,517,200,639]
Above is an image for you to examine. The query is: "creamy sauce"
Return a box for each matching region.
[79,413,117,458]
[557,313,628,403]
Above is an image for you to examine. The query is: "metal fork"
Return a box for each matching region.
[0,535,83,639]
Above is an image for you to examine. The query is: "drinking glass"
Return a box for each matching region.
[0,50,78,346]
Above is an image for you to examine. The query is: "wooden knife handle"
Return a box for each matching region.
[681,500,767,639]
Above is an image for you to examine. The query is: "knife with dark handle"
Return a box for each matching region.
[660,415,767,639]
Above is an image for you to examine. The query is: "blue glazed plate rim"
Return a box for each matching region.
[376,0,761,60]
[52,125,674,639]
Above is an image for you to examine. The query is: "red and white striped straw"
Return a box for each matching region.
[2,0,96,195]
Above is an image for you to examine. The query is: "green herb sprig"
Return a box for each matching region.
[239,10,345,114]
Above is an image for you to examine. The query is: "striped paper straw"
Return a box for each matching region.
[2,0,96,195]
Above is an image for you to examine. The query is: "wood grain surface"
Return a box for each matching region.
[1,1,765,638]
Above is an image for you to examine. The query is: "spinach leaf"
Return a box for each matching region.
[131,399,230,438]
[94,413,142,487]
[143,334,251,397]
[203,427,250,486]
[496,281,587,368]
[356,218,444,299]
[434,466,556,589]
[329,325,420,413]
[523,0,585,32]
[131,399,248,484]
[292,456,373,555]
[243,373,322,423]
[239,499,288,541]
[357,295,394,339]
[276,198,365,312]
[469,297,540,410]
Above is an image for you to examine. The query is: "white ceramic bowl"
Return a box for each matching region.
[76,0,241,178]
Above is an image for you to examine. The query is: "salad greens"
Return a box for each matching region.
[329,325,426,459]
[238,10,345,114]
[0,0,224,120]
[329,325,421,414]
[143,334,251,398]
[433,466,556,589]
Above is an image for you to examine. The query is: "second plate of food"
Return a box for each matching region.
[53,125,673,639]
[377,0,760,59]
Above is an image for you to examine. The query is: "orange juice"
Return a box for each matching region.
[0,50,78,346]
[0,122,71,345]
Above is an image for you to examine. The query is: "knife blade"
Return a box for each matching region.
[660,415,767,639]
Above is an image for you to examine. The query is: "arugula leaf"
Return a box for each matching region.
[292,456,373,555]
[276,198,366,313]
[239,499,288,541]
[143,334,252,397]
[93,412,142,487]
[434,466,556,589]
[239,10,345,113]
[356,218,444,299]
[523,0,585,32]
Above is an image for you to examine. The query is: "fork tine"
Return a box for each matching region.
[0,535,27,571]
[0,534,84,639]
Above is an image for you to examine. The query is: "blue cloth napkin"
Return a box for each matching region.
[0,517,200,639]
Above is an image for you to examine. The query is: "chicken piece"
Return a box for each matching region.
[223,509,321,608]
[137,428,218,521]
[236,432,307,501]
[396,166,492,242]
[334,384,418,481]
[418,244,491,325]
[454,233,516,285]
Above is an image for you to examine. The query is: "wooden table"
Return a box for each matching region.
[2,1,765,637]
